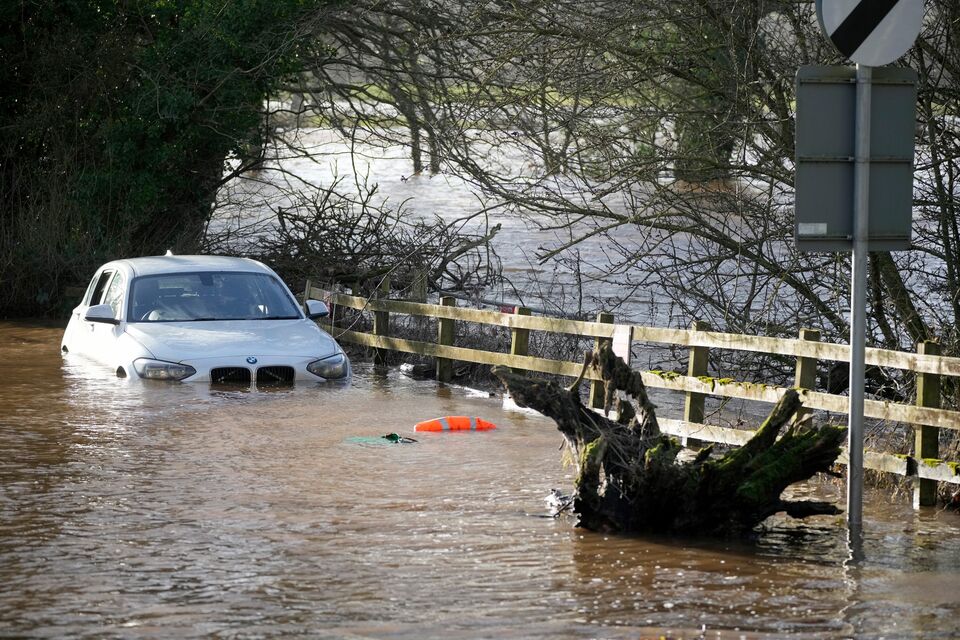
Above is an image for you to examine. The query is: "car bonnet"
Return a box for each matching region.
[125,319,340,362]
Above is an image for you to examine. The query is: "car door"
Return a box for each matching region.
[65,268,113,354]
[70,269,125,362]
[90,270,127,362]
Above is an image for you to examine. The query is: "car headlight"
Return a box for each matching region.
[307,352,349,379]
[134,358,197,381]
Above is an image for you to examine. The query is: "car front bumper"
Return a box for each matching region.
[138,354,351,385]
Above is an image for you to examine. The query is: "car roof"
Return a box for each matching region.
[102,255,275,279]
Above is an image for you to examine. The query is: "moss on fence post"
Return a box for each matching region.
[793,328,821,425]
[914,341,941,508]
[436,296,457,382]
[683,320,711,449]
[373,277,391,366]
[510,306,531,374]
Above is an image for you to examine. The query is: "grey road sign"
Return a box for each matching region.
[795,65,917,252]
[817,0,924,66]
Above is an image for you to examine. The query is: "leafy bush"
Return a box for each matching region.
[1,0,323,316]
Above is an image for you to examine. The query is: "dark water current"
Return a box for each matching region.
[2,322,960,639]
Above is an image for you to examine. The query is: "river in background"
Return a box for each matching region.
[212,128,686,327]
[3,322,960,639]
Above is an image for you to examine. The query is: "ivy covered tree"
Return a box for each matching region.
[0,0,326,316]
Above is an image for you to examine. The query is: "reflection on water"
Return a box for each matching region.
[2,322,960,639]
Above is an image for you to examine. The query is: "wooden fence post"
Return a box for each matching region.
[410,268,428,303]
[914,341,941,508]
[373,277,390,366]
[589,312,614,410]
[436,296,457,382]
[794,328,821,424]
[683,320,711,448]
[510,306,531,373]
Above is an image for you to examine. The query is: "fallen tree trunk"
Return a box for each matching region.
[493,343,847,537]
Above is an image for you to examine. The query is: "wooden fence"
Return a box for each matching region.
[305,282,960,506]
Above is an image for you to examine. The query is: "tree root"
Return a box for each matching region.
[493,342,846,537]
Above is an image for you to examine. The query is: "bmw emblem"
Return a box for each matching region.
[246,356,258,364]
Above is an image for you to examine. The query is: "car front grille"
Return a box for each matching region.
[256,366,295,386]
[211,367,252,385]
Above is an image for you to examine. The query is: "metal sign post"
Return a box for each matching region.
[802,0,924,556]
[848,64,872,541]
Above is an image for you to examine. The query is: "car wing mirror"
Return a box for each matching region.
[305,299,330,319]
[85,303,120,325]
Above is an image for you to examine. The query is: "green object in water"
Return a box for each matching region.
[382,433,417,444]
[344,433,418,446]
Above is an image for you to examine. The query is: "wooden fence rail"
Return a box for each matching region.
[306,283,960,501]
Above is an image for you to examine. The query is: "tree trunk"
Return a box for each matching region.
[493,343,846,537]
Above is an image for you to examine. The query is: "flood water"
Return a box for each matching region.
[3,322,960,639]
[213,128,682,326]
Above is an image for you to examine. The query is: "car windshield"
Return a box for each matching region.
[128,271,302,322]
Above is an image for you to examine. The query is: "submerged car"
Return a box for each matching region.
[61,255,350,385]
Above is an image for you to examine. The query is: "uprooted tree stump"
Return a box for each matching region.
[493,343,847,537]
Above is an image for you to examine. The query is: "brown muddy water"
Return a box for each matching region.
[2,322,960,639]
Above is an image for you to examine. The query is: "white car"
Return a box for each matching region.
[61,255,350,385]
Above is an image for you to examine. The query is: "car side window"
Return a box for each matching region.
[102,272,126,319]
[86,270,114,306]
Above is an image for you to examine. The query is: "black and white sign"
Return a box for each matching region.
[816,0,924,66]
